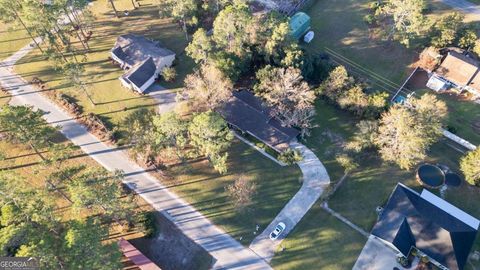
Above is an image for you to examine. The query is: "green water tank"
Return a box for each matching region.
[289,12,311,40]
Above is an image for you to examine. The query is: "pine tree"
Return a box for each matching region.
[0,105,58,161]
[188,111,233,174]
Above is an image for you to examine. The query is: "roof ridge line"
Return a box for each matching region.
[234,90,297,138]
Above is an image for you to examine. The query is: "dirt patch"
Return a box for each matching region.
[405,68,429,90]
[130,212,213,270]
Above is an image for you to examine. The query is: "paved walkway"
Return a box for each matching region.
[145,84,177,114]
[352,236,404,270]
[321,202,369,238]
[249,141,330,262]
[1,43,40,70]
[442,129,477,150]
[0,42,272,270]
[233,132,287,166]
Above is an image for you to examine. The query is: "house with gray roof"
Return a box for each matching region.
[217,90,300,152]
[355,183,479,270]
[111,34,175,93]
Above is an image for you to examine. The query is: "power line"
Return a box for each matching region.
[323,47,413,97]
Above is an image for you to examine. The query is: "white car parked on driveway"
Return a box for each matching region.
[269,222,286,240]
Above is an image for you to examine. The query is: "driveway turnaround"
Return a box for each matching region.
[145,84,177,114]
[352,236,403,270]
[0,43,271,270]
[249,141,330,262]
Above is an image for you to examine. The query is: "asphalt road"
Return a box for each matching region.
[440,0,480,14]
[0,43,272,270]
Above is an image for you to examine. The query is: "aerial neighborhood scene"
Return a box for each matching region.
[2,0,480,269]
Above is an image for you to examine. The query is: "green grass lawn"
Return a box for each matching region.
[0,22,30,61]
[13,0,194,133]
[270,203,367,270]
[416,89,480,145]
[305,99,418,228]
[328,140,480,256]
[302,0,480,146]
[168,139,302,246]
[10,0,301,250]
[303,100,356,183]
[279,98,480,269]
[301,0,416,84]
[301,0,476,85]
[0,138,215,268]
[0,91,10,106]
[307,99,480,244]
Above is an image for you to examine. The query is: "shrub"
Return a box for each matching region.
[458,29,477,49]
[278,149,303,165]
[474,40,480,57]
[140,212,159,238]
[255,142,267,150]
[55,93,82,115]
[301,53,333,84]
[161,67,177,82]
[335,153,359,173]
[364,14,376,25]
[446,125,457,134]
[396,255,410,267]
[460,147,480,186]
[225,175,257,212]
[420,255,429,264]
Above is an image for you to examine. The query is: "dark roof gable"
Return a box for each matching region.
[125,57,156,89]
[112,34,175,67]
[217,90,300,152]
[112,46,128,62]
[372,184,479,270]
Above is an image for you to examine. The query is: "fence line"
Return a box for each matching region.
[391,67,419,102]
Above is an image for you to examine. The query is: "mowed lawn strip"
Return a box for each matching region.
[0,22,30,61]
[169,140,302,246]
[270,203,367,270]
[303,99,357,183]
[302,0,416,84]
[13,0,193,134]
[308,100,480,250]
[416,89,480,145]
[280,99,480,270]
[0,138,142,233]
[0,91,10,106]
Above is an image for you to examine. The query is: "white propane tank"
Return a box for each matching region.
[303,31,314,43]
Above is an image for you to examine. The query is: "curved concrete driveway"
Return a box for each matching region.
[145,84,177,114]
[249,141,330,262]
[0,43,271,270]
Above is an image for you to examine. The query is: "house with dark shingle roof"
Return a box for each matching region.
[217,90,300,152]
[369,183,479,270]
[111,34,175,93]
